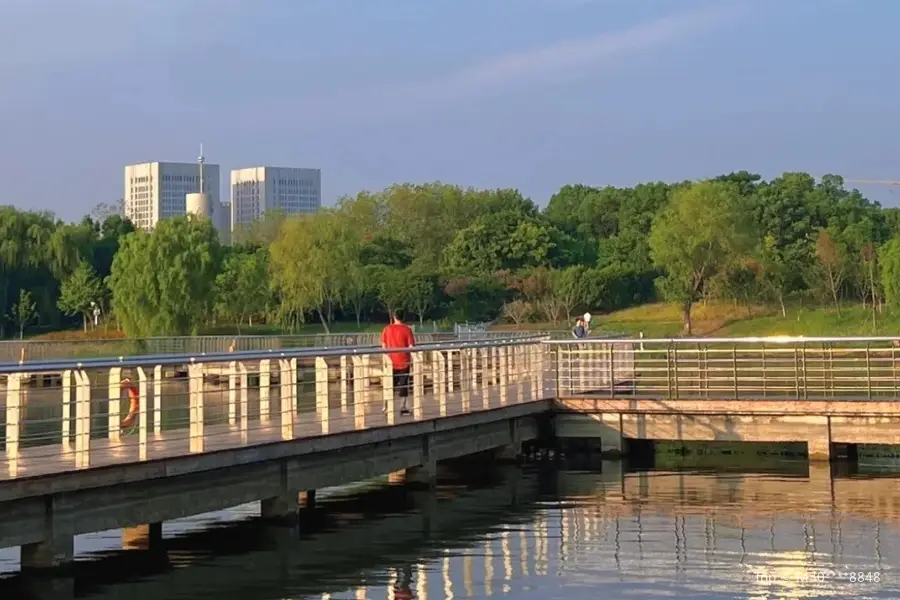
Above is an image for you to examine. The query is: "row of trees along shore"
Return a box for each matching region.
[3,172,900,339]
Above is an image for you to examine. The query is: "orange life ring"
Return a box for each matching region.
[120,378,139,428]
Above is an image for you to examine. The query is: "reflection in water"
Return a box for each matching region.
[1,460,899,599]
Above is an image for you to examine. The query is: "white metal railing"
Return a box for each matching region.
[0,337,550,480]
[548,336,900,400]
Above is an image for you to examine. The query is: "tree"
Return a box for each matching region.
[108,217,220,336]
[813,228,847,315]
[553,266,589,321]
[9,289,37,339]
[404,265,437,326]
[879,237,900,311]
[214,249,270,332]
[502,300,532,326]
[58,261,104,332]
[268,211,354,332]
[756,234,789,317]
[649,180,752,334]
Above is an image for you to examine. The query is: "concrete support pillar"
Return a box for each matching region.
[260,490,316,518]
[807,438,832,461]
[405,462,437,487]
[21,536,73,571]
[122,522,163,550]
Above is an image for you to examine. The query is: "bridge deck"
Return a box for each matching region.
[0,380,548,482]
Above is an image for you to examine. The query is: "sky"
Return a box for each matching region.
[1,0,900,221]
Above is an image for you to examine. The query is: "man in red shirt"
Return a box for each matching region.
[381,310,415,416]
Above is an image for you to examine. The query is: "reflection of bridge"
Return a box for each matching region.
[5,464,900,599]
[6,334,900,580]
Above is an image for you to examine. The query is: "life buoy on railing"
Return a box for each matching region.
[120,377,140,431]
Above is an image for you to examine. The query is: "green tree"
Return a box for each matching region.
[57,261,104,332]
[649,180,752,334]
[268,211,351,332]
[108,217,220,336]
[9,288,37,339]
[880,237,900,311]
[214,249,270,331]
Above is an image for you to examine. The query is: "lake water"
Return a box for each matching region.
[1,457,898,599]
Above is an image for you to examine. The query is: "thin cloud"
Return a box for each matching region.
[250,5,739,128]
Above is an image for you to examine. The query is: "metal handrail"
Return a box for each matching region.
[0,336,549,374]
[543,335,900,344]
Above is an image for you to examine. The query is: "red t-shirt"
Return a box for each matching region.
[381,323,415,370]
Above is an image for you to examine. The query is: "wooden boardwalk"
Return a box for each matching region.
[0,377,552,482]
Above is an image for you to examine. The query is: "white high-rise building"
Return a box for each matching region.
[230,166,321,230]
[124,161,221,230]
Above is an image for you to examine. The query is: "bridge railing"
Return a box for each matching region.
[546,336,900,400]
[0,336,550,480]
[0,330,555,362]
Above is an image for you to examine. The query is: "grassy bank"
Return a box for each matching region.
[494,302,899,338]
[21,301,899,343]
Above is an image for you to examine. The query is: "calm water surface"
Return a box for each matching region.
[1,459,898,599]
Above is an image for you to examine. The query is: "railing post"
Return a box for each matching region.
[865,343,872,400]
[188,363,205,453]
[259,359,271,422]
[446,350,455,392]
[61,369,72,445]
[278,358,296,440]
[435,351,448,416]
[761,345,767,398]
[499,346,509,406]
[793,348,801,399]
[382,354,395,425]
[107,367,121,442]
[153,365,162,435]
[351,355,367,430]
[608,344,616,398]
[238,362,249,441]
[5,373,23,474]
[339,355,349,411]
[74,370,91,469]
[228,361,238,427]
[315,357,330,434]
[672,344,680,398]
[461,348,472,412]
[732,346,738,399]
[412,351,425,420]
[136,367,149,460]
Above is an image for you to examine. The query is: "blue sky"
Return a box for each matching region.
[2,0,900,221]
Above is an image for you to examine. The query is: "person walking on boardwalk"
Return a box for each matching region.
[572,317,587,339]
[381,310,415,416]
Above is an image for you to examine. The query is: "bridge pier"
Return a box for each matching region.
[20,534,73,571]
[122,522,163,550]
[260,490,316,518]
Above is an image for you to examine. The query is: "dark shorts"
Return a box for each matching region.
[393,367,411,397]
